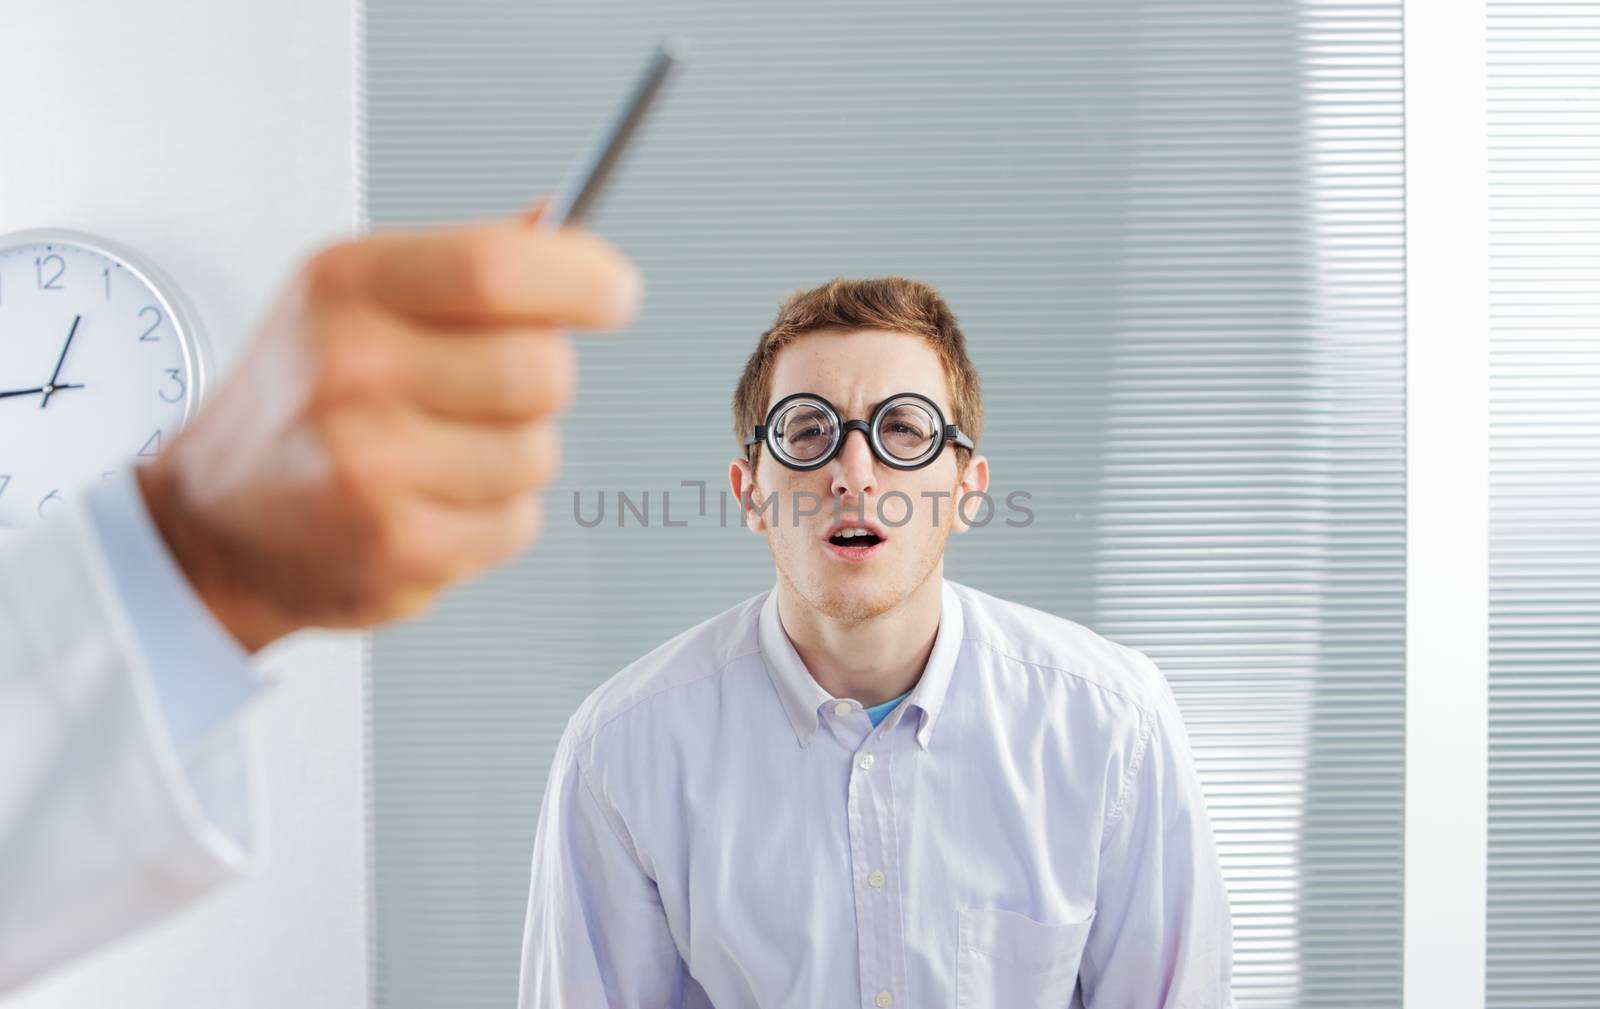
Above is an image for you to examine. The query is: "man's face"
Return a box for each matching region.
[730,328,988,624]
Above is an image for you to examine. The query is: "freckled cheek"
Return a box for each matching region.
[762,472,833,534]
[879,478,947,532]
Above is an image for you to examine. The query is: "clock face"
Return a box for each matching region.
[0,231,205,532]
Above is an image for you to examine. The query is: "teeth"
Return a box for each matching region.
[836,527,876,539]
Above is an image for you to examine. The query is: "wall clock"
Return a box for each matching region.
[0,228,211,531]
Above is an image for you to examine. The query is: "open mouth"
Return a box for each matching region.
[822,522,888,561]
[828,529,884,549]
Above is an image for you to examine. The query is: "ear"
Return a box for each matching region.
[951,453,991,534]
[729,455,770,535]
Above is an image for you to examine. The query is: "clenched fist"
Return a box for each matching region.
[135,205,641,654]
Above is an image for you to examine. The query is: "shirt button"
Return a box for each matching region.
[833,701,852,717]
[875,991,893,1008]
[858,752,876,770]
[868,869,886,889]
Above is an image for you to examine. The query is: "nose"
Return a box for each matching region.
[830,426,878,500]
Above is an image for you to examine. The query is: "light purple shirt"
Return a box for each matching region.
[520,578,1235,1009]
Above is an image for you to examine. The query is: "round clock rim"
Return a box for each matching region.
[0,226,214,420]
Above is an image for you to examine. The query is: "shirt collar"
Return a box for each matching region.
[758,578,965,750]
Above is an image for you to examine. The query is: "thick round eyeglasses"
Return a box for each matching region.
[744,392,975,471]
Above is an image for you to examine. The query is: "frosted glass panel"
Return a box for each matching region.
[1486,3,1600,1004]
[364,2,1407,1005]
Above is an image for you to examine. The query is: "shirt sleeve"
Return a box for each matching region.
[0,469,264,994]
[1078,671,1237,1009]
[519,721,685,1009]
[82,464,263,755]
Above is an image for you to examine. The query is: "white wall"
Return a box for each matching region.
[1403,0,1489,1004]
[0,1,368,1007]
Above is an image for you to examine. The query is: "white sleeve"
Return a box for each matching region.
[1078,670,1238,1009]
[82,466,265,757]
[0,477,265,996]
[519,721,685,1009]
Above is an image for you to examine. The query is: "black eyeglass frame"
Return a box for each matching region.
[743,391,976,472]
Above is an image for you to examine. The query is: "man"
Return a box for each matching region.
[0,202,641,993]
[520,277,1236,1008]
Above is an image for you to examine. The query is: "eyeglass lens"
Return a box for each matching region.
[771,397,940,466]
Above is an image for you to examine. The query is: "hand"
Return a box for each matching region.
[135,203,642,653]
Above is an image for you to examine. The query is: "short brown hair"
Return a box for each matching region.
[732,277,983,469]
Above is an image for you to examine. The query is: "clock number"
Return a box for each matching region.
[0,475,9,499]
[159,368,186,403]
[35,254,65,290]
[138,430,162,457]
[103,266,111,301]
[37,489,62,517]
[138,305,162,342]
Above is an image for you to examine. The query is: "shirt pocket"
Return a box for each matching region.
[955,906,1096,1009]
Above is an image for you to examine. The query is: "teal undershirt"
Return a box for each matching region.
[863,688,913,728]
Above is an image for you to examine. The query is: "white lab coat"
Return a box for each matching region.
[0,492,258,995]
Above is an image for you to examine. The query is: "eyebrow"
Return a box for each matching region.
[767,392,949,416]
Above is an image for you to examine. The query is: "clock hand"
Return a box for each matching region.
[29,383,87,409]
[41,314,82,409]
[0,383,85,404]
